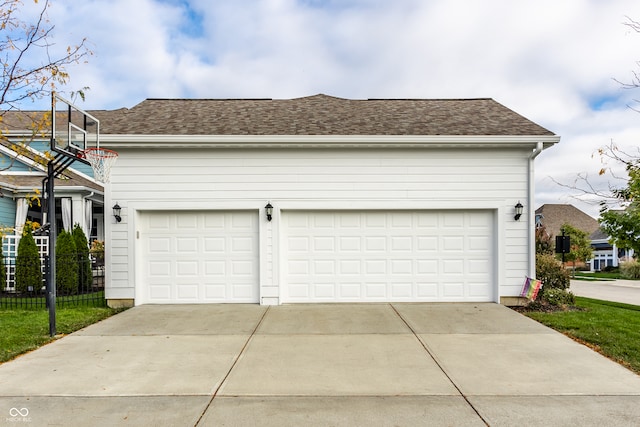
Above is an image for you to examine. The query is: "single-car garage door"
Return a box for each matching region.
[139,211,259,304]
[282,210,493,302]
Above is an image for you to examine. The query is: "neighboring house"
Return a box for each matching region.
[534,204,600,238]
[91,95,560,307]
[534,203,632,271]
[0,111,105,246]
[589,227,634,271]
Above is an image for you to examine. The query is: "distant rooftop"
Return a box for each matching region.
[535,204,599,237]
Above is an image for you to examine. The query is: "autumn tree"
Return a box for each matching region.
[598,147,640,254]
[559,223,593,272]
[0,0,90,168]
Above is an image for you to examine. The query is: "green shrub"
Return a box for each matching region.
[56,230,78,295]
[72,224,92,291]
[15,229,42,293]
[536,253,570,291]
[540,288,575,306]
[620,260,640,279]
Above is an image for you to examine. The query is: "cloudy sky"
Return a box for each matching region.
[28,0,640,218]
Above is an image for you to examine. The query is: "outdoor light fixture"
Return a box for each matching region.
[265,202,273,222]
[113,203,122,223]
[514,201,524,221]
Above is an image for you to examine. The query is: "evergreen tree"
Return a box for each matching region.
[56,230,77,295]
[72,224,92,292]
[15,226,42,293]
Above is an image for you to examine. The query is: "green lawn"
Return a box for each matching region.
[524,297,640,374]
[0,306,123,363]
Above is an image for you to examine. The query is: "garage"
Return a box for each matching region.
[99,96,559,306]
[138,211,259,304]
[282,210,494,302]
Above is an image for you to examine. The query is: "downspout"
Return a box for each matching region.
[528,142,544,278]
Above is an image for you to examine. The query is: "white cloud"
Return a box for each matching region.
[21,0,640,217]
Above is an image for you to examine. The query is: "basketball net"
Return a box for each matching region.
[82,147,118,183]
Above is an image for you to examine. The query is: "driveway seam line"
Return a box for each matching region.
[194,307,270,427]
[389,303,490,427]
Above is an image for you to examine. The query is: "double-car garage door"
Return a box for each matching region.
[139,210,493,304]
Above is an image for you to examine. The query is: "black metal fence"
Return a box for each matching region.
[0,254,106,309]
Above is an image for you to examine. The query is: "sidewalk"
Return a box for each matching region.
[570,279,640,305]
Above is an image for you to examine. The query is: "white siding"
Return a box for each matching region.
[106,147,531,303]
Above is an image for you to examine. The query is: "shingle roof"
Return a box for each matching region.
[93,94,555,136]
[535,204,600,237]
[0,141,103,192]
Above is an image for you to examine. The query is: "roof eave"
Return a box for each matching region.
[99,134,560,149]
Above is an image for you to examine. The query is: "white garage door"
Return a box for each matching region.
[139,211,259,304]
[282,210,493,302]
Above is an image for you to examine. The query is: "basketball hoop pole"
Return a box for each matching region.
[44,92,99,337]
[43,92,111,336]
[45,161,57,337]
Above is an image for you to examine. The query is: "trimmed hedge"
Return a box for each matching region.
[56,230,78,295]
[15,230,42,293]
[72,224,92,291]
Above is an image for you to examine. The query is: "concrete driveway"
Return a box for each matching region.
[1,303,639,426]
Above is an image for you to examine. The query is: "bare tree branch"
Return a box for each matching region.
[0,0,91,174]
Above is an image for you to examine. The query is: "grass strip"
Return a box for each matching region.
[0,306,122,363]
[524,297,640,374]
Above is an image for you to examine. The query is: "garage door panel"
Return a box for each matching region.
[442,282,464,300]
[176,214,198,229]
[417,283,438,298]
[205,260,225,275]
[148,214,171,230]
[468,235,490,251]
[203,213,226,229]
[204,284,226,299]
[176,283,198,299]
[176,238,198,252]
[140,211,259,304]
[204,237,225,252]
[148,237,171,253]
[283,210,493,303]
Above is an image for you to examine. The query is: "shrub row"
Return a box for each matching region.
[2,224,93,295]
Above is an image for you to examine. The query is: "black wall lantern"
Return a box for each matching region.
[265,202,273,222]
[514,201,524,221]
[113,203,122,223]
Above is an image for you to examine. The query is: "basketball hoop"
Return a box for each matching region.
[82,147,118,183]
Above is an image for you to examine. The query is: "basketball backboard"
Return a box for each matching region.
[51,93,99,160]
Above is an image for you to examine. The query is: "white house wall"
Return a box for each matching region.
[105,147,531,304]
